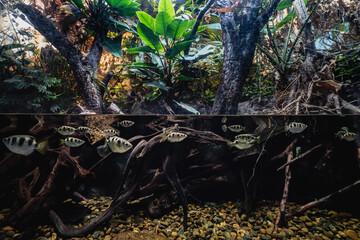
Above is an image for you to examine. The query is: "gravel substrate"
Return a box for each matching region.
[0,197,359,240]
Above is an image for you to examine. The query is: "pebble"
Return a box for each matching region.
[345,229,359,240]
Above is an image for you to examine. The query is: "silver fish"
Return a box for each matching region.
[335,130,348,138]
[56,126,76,136]
[119,120,135,128]
[173,100,200,115]
[97,144,110,157]
[77,126,91,135]
[106,136,133,153]
[340,132,357,142]
[235,134,260,144]
[284,122,307,134]
[2,135,47,156]
[165,132,188,143]
[222,124,246,133]
[227,140,254,150]
[103,129,119,137]
[63,137,85,147]
[221,116,227,124]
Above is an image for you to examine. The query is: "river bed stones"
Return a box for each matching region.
[0,198,359,239]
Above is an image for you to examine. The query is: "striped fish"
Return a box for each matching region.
[56,126,76,136]
[103,129,119,137]
[119,120,135,128]
[2,135,47,156]
[284,122,307,134]
[63,137,85,147]
[106,136,133,153]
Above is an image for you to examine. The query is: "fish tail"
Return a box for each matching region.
[257,136,261,144]
[37,140,48,155]
[284,125,288,132]
[227,141,233,148]
[222,125,227,132]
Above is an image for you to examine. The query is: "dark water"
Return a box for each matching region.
[0,114,359,238]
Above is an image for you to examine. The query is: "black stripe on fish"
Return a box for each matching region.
[27,138,33,146]
[11,137,16,145]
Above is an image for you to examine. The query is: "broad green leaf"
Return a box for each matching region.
[137,22,163,50]
[126,46,155,53]
[121,3,141,17]
[158,0,175,19]
[106,0,131,9]
[187,19,196,29]
[277,0,292,10]
[165,36,197,59]
[276,10,296,30]
[155,11,173,36]
[166,19,189,39]
[100,37,123,58]
[137,12,155,31]
[70,0,85,9]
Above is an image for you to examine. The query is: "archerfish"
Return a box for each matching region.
[102,129,119,137]
[77,126,91,135]
[2,135,47,156]
[234,134,260,144]
[339,132,357,142]
[62,137,85,147]
[119,120,135,128]
[163,132,188,143]
[56,126,76,136]
[106,136,133,153]
[227,139,254,150]
[284,122,307,134]
[222,124,246,133]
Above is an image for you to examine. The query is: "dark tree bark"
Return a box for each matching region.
[211,0,281,114]
[15,3,111,113]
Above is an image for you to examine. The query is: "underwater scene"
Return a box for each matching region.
[0,114,359,240]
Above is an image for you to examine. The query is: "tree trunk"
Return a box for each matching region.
[211,0,281,114]
[15,3,105,113]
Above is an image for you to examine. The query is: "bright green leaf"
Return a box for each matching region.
[126,46,155,53]
[165,36,197,59]
[166,19,189,40]
[137,12,155,31]
[277,0,293,10]
[137,22,163,50]
[106,0,132,9]
[155,11,173,36]
[276,10,296,30]
[158,0,175,19]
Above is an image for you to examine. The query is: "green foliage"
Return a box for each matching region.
[125,0,214,99]
[64,0,140,58]
[0,42,74,113]
[257,1,319,76]
[335,46,360,83]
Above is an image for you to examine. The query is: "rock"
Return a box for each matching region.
[301,227,309,233]
[266,227,273,234]
[104,236,111,240]
[51,232,57,240]
[345,230,359,240]
[260,229,266,234]
[92,231,100,239]
[112,232,167,240]
[305,222,313,227]
[325,231,334,238]
[260,235,270,240]
[171,232,178,237]
[1,227,12,232]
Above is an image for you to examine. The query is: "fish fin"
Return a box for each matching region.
[226,141,233,148]
[222,125,227,132]
[284,125,288,132]
[37,140,48,155]
[341,127,349,132]
[257,136,261,144]
[221,116,227,124]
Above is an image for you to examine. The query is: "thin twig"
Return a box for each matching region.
[277,144,322,171]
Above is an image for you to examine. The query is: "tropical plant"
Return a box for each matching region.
[63,0,141,58]
[125,0,214,99]
[256,1,319,82]
[0,42,73,113]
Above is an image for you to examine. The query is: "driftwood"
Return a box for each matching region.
[275,151,293,231]
[287,179,360,218]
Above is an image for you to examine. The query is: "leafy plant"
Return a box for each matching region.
[256,1,319,78]
[63,0,141,57]
[0,42,73,113]
[125,0,214,99]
